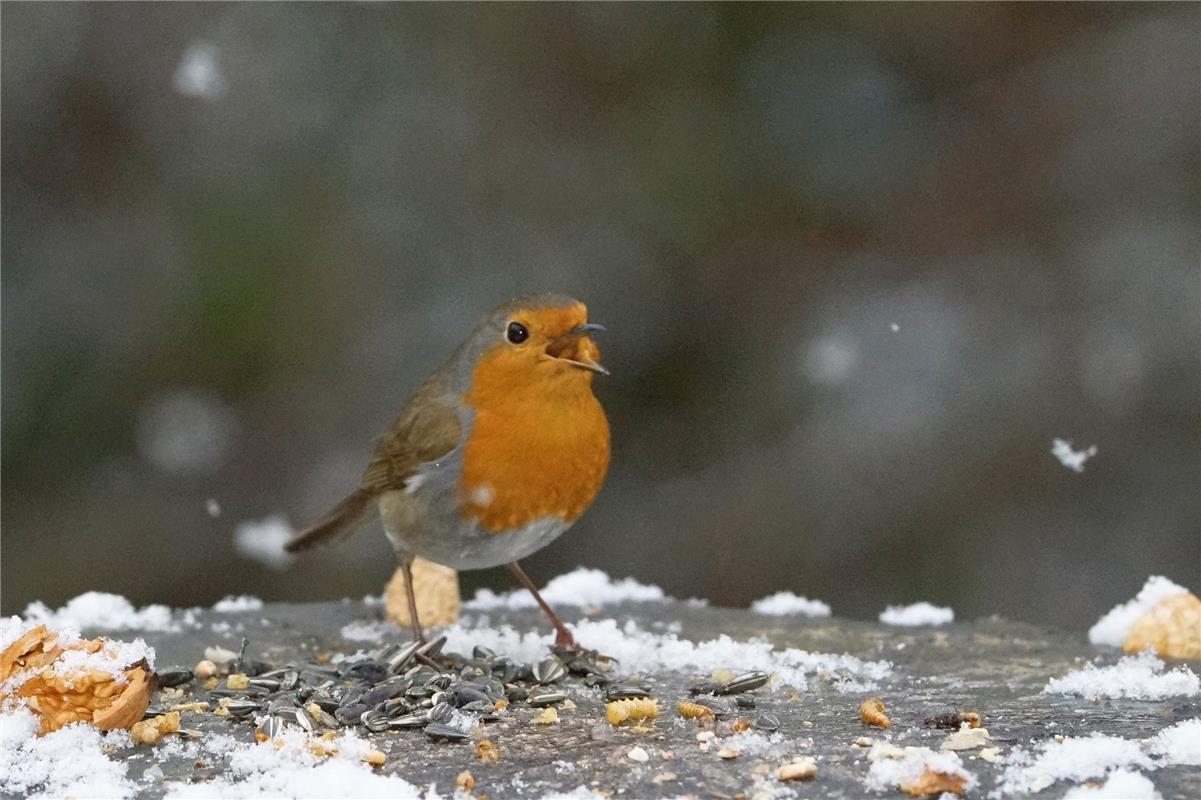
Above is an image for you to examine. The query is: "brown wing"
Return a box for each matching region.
[284,369,461,553]
[361,368,462,494]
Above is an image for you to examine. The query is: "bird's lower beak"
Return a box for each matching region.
[546,324,609,375]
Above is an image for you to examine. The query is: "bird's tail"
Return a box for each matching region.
[284,489,375,553]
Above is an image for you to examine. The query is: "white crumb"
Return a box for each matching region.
[879,602,954,626]
[464,567,665,610]
[233,515,297,571]
[21,592,177,633]
[213,595,265,613]
[997,734,1154,795]
[206,498,222,517]
[890,322,900,332]
[1044,652,1200,700]
[1088,575,1190,647]
[1051,438,1098,473]
[1146,718,1201,765]
[750,591,832,618]
[1060,769,1161,799]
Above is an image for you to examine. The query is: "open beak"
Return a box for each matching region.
[545,323,609,375]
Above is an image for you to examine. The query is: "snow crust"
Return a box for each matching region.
[213,595,265,613]
[22,592,176,633]
[1052,438,1098,473]
[233,514,297,571]
[0,707,139,799]
[464,567,665,610]
[1045,652,1200,700]
[1088,576,1189,647]
[1060,769,1161,799]
[1146,718,1201,766]
[864,746,975,793]
[750,591,832,618]
[996,734,1153,795]
[444,616,891,692]
[879,602,954,626]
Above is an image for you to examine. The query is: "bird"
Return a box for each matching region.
[284,293,610,649]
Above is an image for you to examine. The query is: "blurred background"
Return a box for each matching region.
[3,3,1198,630]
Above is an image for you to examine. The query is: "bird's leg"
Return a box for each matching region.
[506,561,577,649]
[399,556,426,644]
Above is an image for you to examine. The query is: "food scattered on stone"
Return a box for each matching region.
[676,700,715,719]
[731,717,751,732]
[1124,591,1201,660]
[455,770,475,790]
[130,711,181,745]
[776,756,817,781]
[533,706,559,725]
[475,738,500,764]
[716,746,739,759]
[627,745,649,762]
[384,557,461,627]
[226,672,250,690]
[606,697,660,726]
[924,710,981,729]
[0,624,153,734]
[859,696,891,728]
[941,725,991,751]
[865,746,974,797]
[361,748,386,766]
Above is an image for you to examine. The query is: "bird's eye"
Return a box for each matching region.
[506,321,529,344]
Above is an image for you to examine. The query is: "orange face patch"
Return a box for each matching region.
[457,303,611,533]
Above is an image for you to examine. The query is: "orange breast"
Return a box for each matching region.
[458,365,610,533]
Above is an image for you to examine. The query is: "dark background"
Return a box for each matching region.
[3,3,1198,628]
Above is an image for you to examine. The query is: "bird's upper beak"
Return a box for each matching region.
[545,323,609,375]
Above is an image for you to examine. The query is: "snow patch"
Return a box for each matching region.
[443,616,891,692]
[1045,652,1200,700]
[340,620,401,644]
[173,42,226,101]
[21,592,176,633]
[234,515,297,571]
[1060,769,1161,800]
[864,747,975,794]
[213,595,265,613]
[1146,718,1201,766]
[1052,438,1098,473]
[1088,576,1189,647]
[464,567,665,610]
[750,592,832,618]
[879,602,953,626]
[997,734,1154,795]
[0,707,138,799]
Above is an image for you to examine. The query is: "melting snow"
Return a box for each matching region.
[1060,769,1161,799]
[1146,718,1201,766]
[864,746,975,794]
[464,567,665,610]
[21,592,177,633]
[213,595,265,613]
[996,734,1153,795]
[750,591,832,618]
[1044,652,1200,700]
[879,602,953,626]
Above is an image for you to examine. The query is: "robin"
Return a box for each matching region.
[284,293,610,649]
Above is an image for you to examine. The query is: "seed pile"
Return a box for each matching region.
[147,636,625,745]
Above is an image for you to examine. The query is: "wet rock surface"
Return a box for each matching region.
[85,601,1201,798]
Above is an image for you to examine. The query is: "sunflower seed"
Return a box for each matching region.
[736,695,756,709]
[605,684,651,701]
[719,671,769,695]
[157,670,194,688]
[225,699,260,717]
[428,702,455,724]
[472,645,495,660]
[533,657,567,684]
[389,713,429,729]
[388,641,423,673]
[360,709,390,733]
[453,685,491,707]
[295,706,316,732]
[423,722,468,741]
[257,716,286,739]
[753,713,780,732]
[527,687,567,707]
[335,704,368,725]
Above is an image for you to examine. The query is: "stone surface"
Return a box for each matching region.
[41,600,1201,798]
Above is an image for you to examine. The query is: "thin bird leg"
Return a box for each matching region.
[399,557,425,644]
[506,561,577,649]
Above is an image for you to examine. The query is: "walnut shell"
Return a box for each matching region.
[385,557,460,627]
[1124,591,1201,660]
